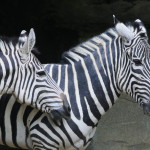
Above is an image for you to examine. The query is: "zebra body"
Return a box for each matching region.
[1,18,150,149]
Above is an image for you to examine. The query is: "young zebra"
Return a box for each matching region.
[1,17,150,149]
[0,29,70,121]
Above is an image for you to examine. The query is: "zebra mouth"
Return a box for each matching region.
[142,101,150,116]
[50,108,71,121]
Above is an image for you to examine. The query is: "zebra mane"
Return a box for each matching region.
[125,20,150,58]
[0,36,23,55]
[61,20,149,63]
[61,28,118,63]
[0,36,22,46]
[0,35,40,56]
[125,20,147,36]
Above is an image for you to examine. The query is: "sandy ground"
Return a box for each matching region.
[1,94,150,150]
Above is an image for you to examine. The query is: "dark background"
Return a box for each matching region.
[1,0,150,64]
[0,0,150,149]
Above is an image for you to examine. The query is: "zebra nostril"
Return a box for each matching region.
[67,106,71,113]
[60,93,66,100]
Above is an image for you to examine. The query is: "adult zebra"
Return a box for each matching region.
[1,17,150,150]
[0,29,70,121]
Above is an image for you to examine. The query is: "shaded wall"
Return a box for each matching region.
[0,0,150,63]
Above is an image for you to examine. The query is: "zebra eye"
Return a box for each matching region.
[133,59,142,66]
[37,71,46,77]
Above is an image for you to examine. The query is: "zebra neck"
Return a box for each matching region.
[45,59,120,126]
[45,29,122,125]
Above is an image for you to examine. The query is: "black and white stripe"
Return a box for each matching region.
[1,18,150,149]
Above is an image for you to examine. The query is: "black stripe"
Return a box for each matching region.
[23,106,33,127]
[23,66,32,101]
[22,66,28,90]
[52,65,58,83]
[68,65,80,119]
[45,64,51,72]
[59,65,66,91]
[10,97,22,148]
[7,48,16,89]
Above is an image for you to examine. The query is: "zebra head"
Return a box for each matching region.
[0,29,71,120]
[114,16,150,115]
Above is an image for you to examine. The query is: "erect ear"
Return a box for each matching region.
[20,28,35,58]
[113,15,134,41]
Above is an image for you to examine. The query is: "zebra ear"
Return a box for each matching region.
[113,15,134,41]
[19,30,28,42]
[20,28,35,57]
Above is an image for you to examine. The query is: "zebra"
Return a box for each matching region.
[1,16,150,150]
[0,28,70,121]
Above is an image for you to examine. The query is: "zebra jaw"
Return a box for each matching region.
[141,100,150,115]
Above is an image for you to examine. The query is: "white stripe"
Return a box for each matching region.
[5,96,15,147]
[0,58,6,93]
[16,104,28,148]
[84,96,98,123]
[70,61,83,119]
[57,65,61,86]
[64,65,71,106]
[49,64,54,77]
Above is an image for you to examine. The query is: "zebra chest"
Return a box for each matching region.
[57,118,97,150]
[64,126,97,150]
[36,116,97,150]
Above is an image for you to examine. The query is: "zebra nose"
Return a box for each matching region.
[60,93,71,117]
[50,94,71,121]
[64,98,71,113]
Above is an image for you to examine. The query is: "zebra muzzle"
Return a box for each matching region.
[49,93,71,121]
[50,107,71,121]
[142,101,150,116]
